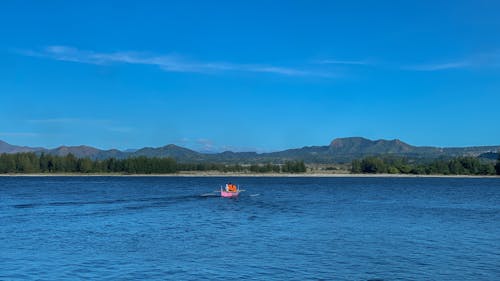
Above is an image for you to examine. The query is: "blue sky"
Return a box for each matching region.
[1,1,499,152]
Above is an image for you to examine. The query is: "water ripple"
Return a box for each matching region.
[1,176,499,280]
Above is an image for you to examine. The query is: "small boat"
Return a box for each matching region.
[220,183,240,198]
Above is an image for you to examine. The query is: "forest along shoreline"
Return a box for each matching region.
[0,152,499,176]
[0,173,498,178]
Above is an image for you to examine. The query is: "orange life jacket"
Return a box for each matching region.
[227,184,237,192]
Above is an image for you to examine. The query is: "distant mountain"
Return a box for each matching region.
[133,144,204,162]
[207,151,259,162]
[322,137,499,162]
[0,140,42,154]
[1,137,499,164]
[329,137,415,154]
[260,137,499,163]
[46,146,129,159]
[324,137,446,162]
[47,145,102,158]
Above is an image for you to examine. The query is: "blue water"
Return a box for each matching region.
[1,177,499,280]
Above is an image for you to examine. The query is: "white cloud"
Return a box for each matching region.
[19,45,334,77]
[405,51,500,71]
[318,51,500,72]
[404,61,471,71]
[17,46,500,76]
[194,138,215,152]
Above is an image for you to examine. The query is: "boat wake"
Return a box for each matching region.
[200,193,218,197]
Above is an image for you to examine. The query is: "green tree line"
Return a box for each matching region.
[0,153,307,174]
[352,155,500,175]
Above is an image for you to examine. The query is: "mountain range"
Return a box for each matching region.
[1,137,499,164]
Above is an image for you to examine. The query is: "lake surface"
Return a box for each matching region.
[1,176,499,280]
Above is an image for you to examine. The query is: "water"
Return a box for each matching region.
[1,176,499,280]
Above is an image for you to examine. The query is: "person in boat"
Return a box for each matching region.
[225,182,237,193]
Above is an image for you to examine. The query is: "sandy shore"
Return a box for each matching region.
[0,172,498,178]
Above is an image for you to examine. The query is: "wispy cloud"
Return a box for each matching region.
[195,138,215,152]
[18,45,334,77]
[18,46,500,76]
[404,61,471,71]
[318,52,500,72]
[405,51,500,71]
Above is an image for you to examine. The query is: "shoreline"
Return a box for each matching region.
[0,172,498,178]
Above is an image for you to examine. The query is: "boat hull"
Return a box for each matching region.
[221,189,239,198]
